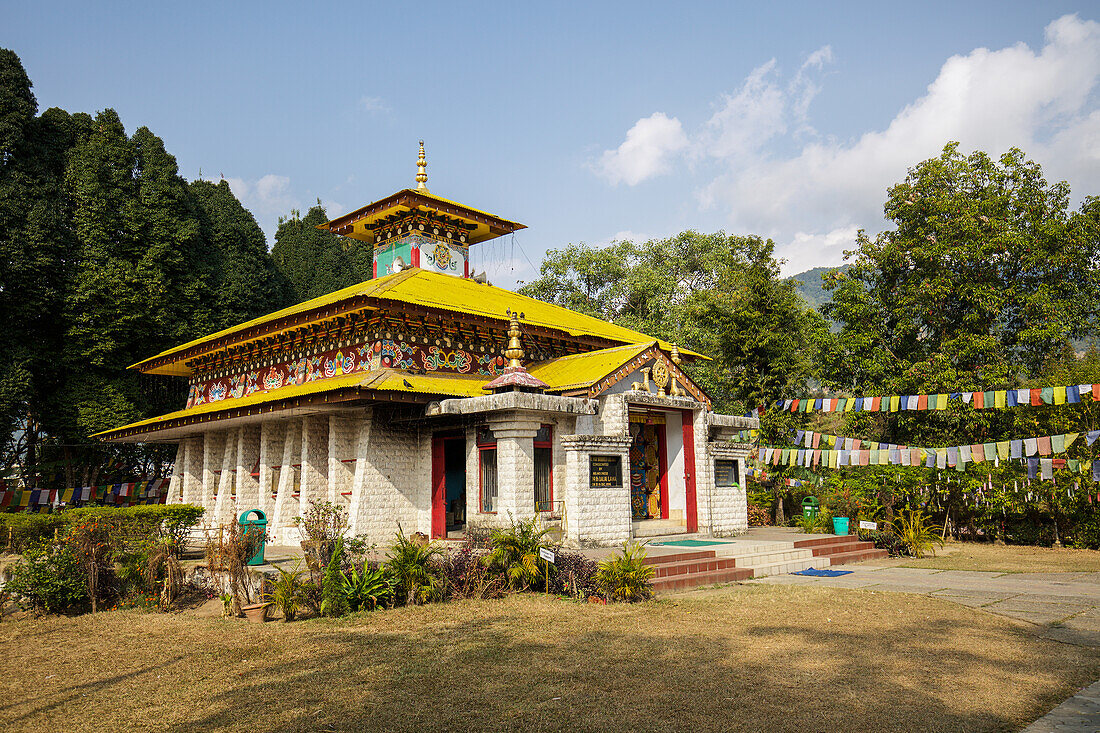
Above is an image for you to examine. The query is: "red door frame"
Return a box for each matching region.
[431,432,464,539]
[680,409,698,533]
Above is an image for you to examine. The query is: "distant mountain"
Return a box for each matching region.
[785,264,850,311]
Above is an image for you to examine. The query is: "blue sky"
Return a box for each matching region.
[6,1,1100,284]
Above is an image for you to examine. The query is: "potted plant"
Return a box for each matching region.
[240,601,271,623]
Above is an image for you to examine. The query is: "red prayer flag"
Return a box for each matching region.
[973,391,984,408]
[917,394,928,410]
[1038,436,1052,455]
[791,399,800,413]
[1094,384,1100,401]
[1032,389,1044,406]
[870,396,881,411]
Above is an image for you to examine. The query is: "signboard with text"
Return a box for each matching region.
[589,455,623,488]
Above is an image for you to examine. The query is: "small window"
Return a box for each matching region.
[480,446,498,513]
[534,424,552,511]
[714,459,740,487]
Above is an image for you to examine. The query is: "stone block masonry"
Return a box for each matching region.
[562,434,632,546]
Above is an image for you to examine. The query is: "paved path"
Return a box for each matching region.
[752,563,1100,730]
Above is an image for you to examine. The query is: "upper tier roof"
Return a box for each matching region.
[317,188,526,246]
[131,268,707,377]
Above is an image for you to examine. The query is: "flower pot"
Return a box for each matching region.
[832,517,849,536]
[241,602,270,623]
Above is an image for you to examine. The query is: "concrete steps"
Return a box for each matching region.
[793,535,888,565]
[645,550,753,593]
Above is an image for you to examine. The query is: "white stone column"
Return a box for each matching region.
[167,441,186,505]
[328,414,357,507]
[347,408,374,536]
[561,435,632,546]
[235,425,262,516]
[486,417,541,524]
[257,420,284,518]
[201,432,225,528]
[272,419,302,543]
[180,436,203,506]
[213,429,239,527]
[299,415,329,511]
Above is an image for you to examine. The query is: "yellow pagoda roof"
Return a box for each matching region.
[529,342,654,392]
[131,268,707,376]
[318,188,526,246]
[95,369,491,442]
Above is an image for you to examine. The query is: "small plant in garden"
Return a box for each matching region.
[484,516,555,590]
[386,527,443,605]
[6,544,87,613]
[266,561,307,621]
[144,539,185,610]
[342,562,393,612]
[220,593,235,618]
[747,504,771,527]
[321,536,350,617]
[893,508,945,558]
[441,541,507,601]
[206,522,265,615]
[596,542,654,603]
[295,501,348,578]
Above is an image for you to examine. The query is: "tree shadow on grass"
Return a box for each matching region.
[155,610,1065,733]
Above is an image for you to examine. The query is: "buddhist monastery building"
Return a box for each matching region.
[98,144,758,546]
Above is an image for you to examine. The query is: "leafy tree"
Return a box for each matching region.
[520,232,825,415]
[189,179,291,329]
[271,204,372,303]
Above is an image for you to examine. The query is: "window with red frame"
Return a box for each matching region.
[534,424,552,512]
[477,427,497,513]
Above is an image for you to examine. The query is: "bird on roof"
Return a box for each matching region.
[402,379,414,389]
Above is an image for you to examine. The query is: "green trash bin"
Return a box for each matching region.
[238,509,268,566]
[801,496,820,519]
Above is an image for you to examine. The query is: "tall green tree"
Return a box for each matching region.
[272,204,372,303]
[189,179,291,328]
[520,232,824,416]
[821,143,1100,448]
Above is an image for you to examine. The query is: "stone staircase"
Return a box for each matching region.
[647,550,753,593]
[792,535,888,566]
[645,531,888,593]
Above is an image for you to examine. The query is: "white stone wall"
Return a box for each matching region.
[257,420,285,518]
[328,414,357,508]
[561,435,632,547]
[703,442,752,536]
[271,419,302,542]
[213,429,238,527]
[200,432,224,529]
[299,416,329,511]
[347,411,430,543]
[235,426,261,518]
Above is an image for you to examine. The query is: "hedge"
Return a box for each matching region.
[0,505,205,554]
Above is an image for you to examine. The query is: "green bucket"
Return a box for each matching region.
[832,516,849,536]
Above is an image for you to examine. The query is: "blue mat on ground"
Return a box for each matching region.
[792,568,853,577]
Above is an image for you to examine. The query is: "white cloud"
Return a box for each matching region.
[594,112,689,185]
[223,174,299,242]
[594,15,1100,275]
[359,95,390,114]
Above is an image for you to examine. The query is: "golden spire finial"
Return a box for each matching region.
[416,140,429,191]
[504,309,525,367]
[671,343,682,366]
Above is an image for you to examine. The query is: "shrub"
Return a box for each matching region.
[295,501,348,574]
[596,542,654,603]
[747,504,771,527]
[67,505,204,552]
[266,561,307,621]
[386,528,443,605]
[858,529,912,557]
[893,508,944,558]
[342,562,393,612]
[6,545,87,613]
[321,536,350,617]
[484,517,555,591]
[547,550,599,599]
[0,514,66,554]
[441,542,506,600]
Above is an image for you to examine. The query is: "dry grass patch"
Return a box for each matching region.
[900,542,1100,573]
[1,585,1098,732]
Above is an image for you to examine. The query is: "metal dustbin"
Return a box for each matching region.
[802,496,820,520]
[238,509,268,566]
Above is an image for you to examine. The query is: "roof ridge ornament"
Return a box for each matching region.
[416,140,429,192]
[484,309,548,394]
[504,308,526,367]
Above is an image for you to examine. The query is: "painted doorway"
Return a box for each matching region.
[628,414,668,520]
[431,433,466,538]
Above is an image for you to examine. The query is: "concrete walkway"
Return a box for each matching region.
[752,563,1100,730]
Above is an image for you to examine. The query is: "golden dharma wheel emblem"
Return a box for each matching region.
[652,360,670,395]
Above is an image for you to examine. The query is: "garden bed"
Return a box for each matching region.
[1,585,1098,732]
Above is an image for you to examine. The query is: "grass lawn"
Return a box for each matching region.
[900,542,1100,573]
[2,585,1099,732]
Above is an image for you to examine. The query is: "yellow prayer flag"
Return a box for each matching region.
[1054,386,1067,405]
[995,391,1006,408]
[890,395,901,411]
[936,394,948,410]
[996,441,1010,459]
[1065,433,1079,448]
